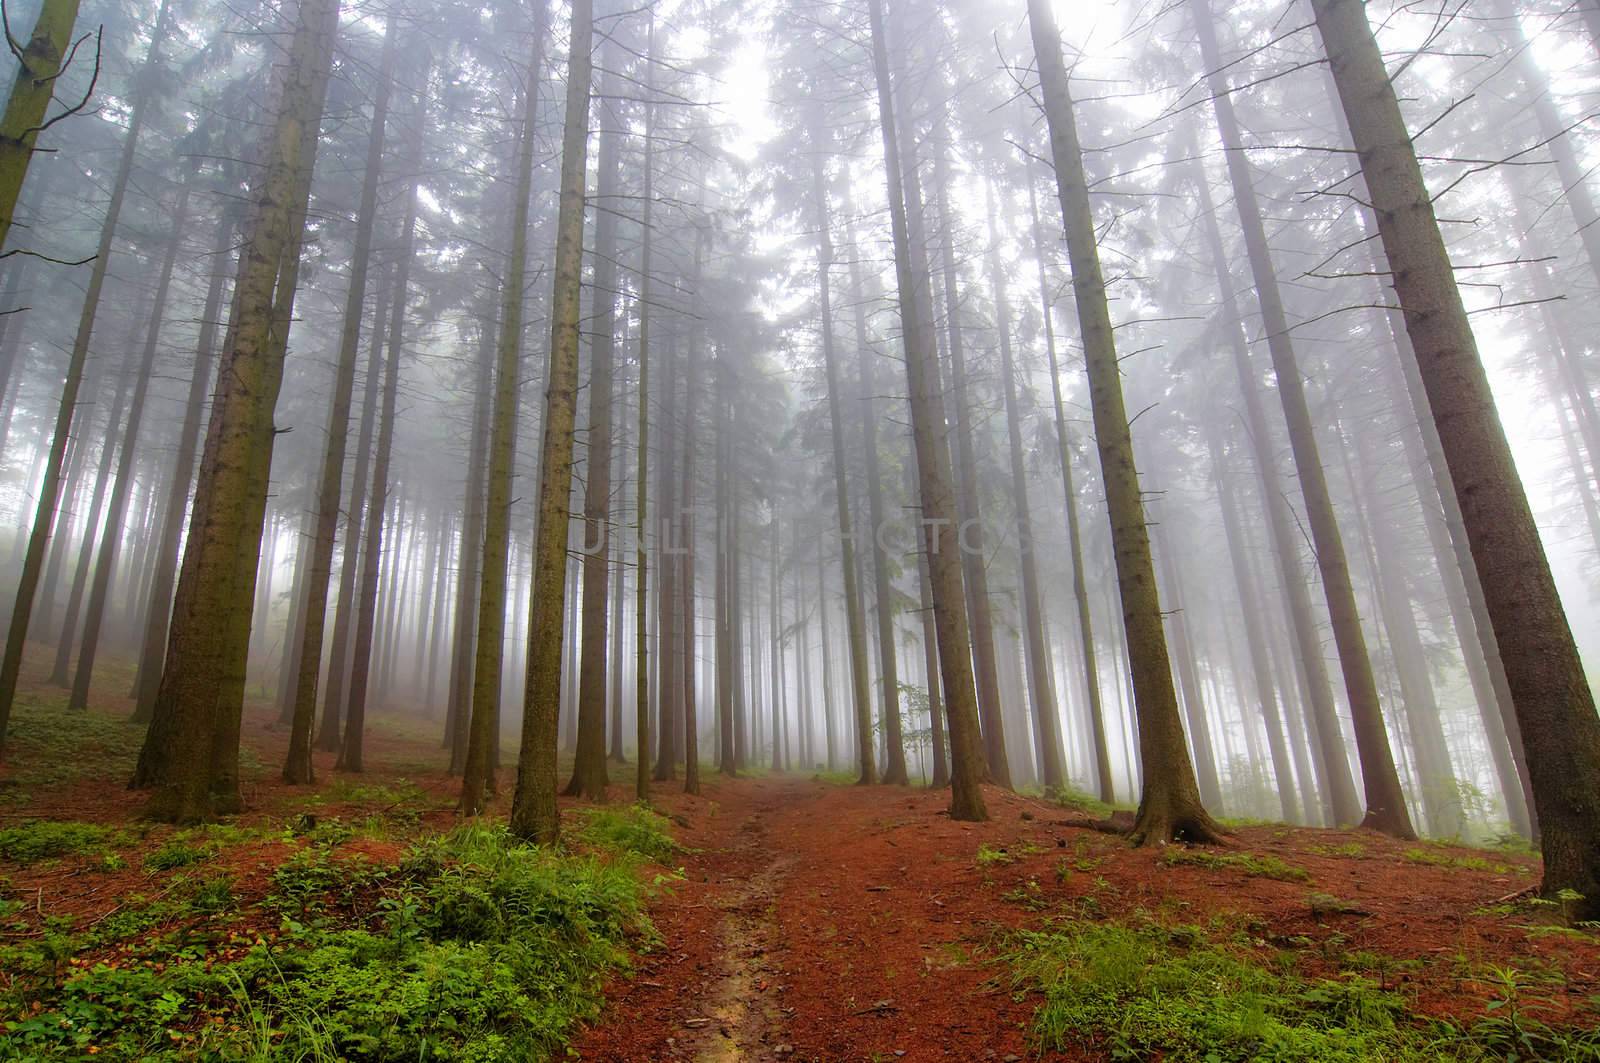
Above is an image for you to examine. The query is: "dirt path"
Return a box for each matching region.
[573,776,1053,1062]
[571,773,1594,1063]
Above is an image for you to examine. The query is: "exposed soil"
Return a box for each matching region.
[572,776,1600,1062]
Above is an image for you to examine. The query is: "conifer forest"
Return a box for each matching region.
[4,0,1600,1056]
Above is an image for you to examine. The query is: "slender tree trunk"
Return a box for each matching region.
[714,355,736,775]
[3,0,174,731]
[679,241,705,797]
[1025,169,1114,803]
[1341,420,1463,837]
[317,270,390,749]
[1191,0,1414,838]
[807,116,877,785]
[337,87,425,771]
[509,0,593,842]
[69,166,196,712]
[1314,0,1600,914]
[285,17,398,782]
[985,183,1064,791]
[634,10,655,801]
[916,520,949,788]
[930,133,1009,788]
[460,7,545,814]
[447,307,495,772]
[843,212,907,785]
[1028,0,1219,843]
[1188,151,1359,826]
[565,32,615,799]
[1206,420,1300,823]
[866,0,985,820]
[653,334,680,782]
[51,363,133,686]
[1154,530,1224,810]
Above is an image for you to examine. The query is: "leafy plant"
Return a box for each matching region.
[571,804,680,863]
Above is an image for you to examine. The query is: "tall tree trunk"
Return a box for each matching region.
[807,113,877,785]
[843,209,908,785]
[51,361,133,685]
[132,207,233,724]
[634,9,655,801]
[930,133,1009,788]
[131,0,338,819]
[1187,150,1360,826]
[1025,169,1114,803]
[447,306,495,772]
[675,234,707,797]
[508,0,593,843]
[653,335,680,782]
[865,0,986,820]
[337,86,425,771]
[1191,0,1414,838]
[915,519,949,787]
[1314,0,1600,915]
[715,352,734,774]
[0,0,179,738]
[1154,530,1224,810]
[318,271,390,749]
[460,5,545,814]
[1028,0,1220,843]
[1341,420,1463,837]
[985,183,1064,791]
[565,32,616,800]
[1206,420,1301,823]
[69,164,196,712]
[285,17,398,783]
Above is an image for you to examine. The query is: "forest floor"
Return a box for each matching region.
[1,651,1598,1060]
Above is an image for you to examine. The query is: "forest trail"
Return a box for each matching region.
[574,775,1060,1062]
[570,772,1597,1063]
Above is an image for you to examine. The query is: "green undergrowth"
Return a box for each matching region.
[1162,847,1311,882]
[0,814,671,1061]
[1009,912,1600,1061]
[0,699,147,804]
[0,821,132,864]
[571,803,680,863]
[1043,785,1125,819]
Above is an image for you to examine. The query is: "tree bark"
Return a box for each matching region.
[132,0,338,819]
[460,5,545,814]
[565,32,616,800]
[1192,0,1414,838]
[1313,0,1600,915]
[508,0,593,843]
[284,16,398,783]
[69,164,196,712]
[985,182,1064,791]
[1028,0,1220,843]
[337,86,425,772]
[131,207,233,724]
[866,0,985,821]
[1024,168,1114,803]
[0,0,84,253]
